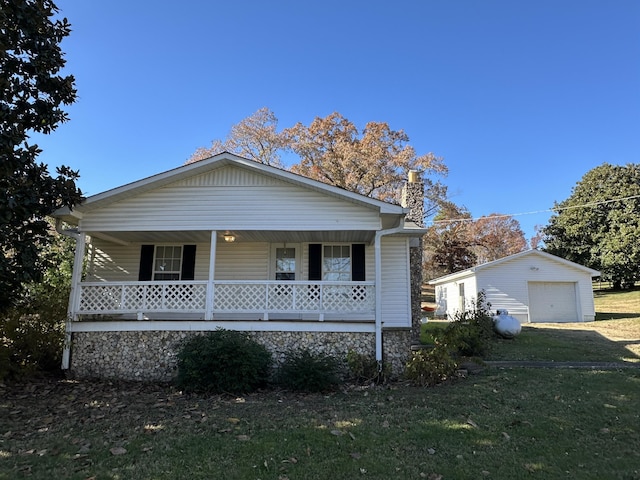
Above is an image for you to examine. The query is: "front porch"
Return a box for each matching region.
[74,280,376,322]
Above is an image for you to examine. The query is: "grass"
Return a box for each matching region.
[422,287,640,363]
[1,287,639,479]
[489,287,640,363]
[1,369,639,480]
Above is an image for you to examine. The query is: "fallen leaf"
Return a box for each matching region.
[382,420,390,428]
[227,417,241,424]
[466,418,478,428]
[502,432,511,441]
[427,448,436,455]
[110,446,127,456]
[350,452,362,459]
[330,429,343,436]
[236,435,250,441]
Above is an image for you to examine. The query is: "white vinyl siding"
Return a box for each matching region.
[214,242,269,280]
[380,236,411,328]
[86,239,140,282]
[79,166,381,233]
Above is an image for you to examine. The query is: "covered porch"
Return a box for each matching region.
[66,228,383,324]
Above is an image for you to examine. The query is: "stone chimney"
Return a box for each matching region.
[401,170,425,342]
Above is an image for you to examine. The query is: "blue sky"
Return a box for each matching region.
[35,1,640,241]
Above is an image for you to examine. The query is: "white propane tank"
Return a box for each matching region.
[493,309,522,338]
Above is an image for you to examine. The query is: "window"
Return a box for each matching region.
[323,245,351,281]
[275,247,296,280]
[458,282,465,312]
[153,246,183,281]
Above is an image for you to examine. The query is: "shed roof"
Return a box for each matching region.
[428,249,601,285]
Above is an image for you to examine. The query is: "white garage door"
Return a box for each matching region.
[528,282,578,322]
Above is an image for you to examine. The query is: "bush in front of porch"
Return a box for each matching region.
[176,329,272,394]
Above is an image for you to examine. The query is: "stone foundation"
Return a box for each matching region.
[69,329,412,382]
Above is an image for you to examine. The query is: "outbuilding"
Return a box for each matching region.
[428,250,600,323]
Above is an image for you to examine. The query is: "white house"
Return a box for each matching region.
[53,152,426,380]
[428,250,600,323]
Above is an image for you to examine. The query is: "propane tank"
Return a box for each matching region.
[493,309,522,338]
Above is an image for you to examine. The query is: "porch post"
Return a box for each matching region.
[62,232,86,370]
[205,231,217,320]
[374,232,383,363]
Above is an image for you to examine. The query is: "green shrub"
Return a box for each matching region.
[346,350,389,385]
[405,346,459,387]
[435,292,495,358]
[0,225,74,381]
[5,314,65,370]
[175,329,272,394]
[1,311,66,381]
[277,349,341,392]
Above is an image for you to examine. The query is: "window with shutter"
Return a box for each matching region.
[138,245,197,281]
[308,243,365,281]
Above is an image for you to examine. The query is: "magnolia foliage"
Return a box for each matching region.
[0,0,82,311]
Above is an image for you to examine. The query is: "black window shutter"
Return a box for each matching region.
[181,245,197,280]
[352,244,366,281]
[138,245,154,281]
[309,244,322,281]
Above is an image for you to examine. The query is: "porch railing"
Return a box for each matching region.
[76,280,375,318]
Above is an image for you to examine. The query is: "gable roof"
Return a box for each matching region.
[53,152,408,222]
[428,249,601,284]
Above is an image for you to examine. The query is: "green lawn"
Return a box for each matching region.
[1,369,639,480]
[1,288,639,479]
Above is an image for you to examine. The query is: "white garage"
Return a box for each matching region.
[429,250,600,323]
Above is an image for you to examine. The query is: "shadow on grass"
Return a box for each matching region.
[596,312,637,320]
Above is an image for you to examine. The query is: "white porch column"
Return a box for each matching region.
[62,232,86,369]
[374,232,383,362]
[205,231,217,320]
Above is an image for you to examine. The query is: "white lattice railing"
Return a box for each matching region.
[76,281,375,318]
[78,281,209,314]
[212,281,375,314]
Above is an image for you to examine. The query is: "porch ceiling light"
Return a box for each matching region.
[223,234,236,243]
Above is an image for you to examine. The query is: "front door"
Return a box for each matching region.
[271,244,300,280]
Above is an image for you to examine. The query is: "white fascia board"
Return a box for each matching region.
[428,269,476,285]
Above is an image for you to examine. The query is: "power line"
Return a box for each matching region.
[427,194,640,226]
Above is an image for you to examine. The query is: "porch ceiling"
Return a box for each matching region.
[87,230,377,245]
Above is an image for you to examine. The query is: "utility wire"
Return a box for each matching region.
[427,194,640,226]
